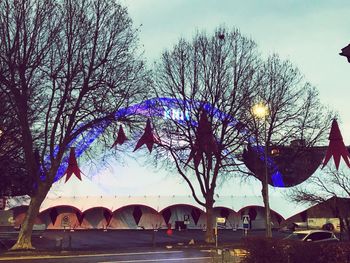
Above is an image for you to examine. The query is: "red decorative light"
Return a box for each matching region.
[111,125,127,148]
[166,223,173,236]
[134,119,160,153]
[187,110,218,169]
[64,147,83,183]
[322,119,350,170]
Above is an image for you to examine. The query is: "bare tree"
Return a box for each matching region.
[152,28,331,241]
[0,90,30,196]
[287,167,350,239]
[243,54,332,237]
[0,0,148,250]
[152,27,261,243]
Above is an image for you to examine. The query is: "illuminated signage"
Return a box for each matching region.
[163,108,190,121]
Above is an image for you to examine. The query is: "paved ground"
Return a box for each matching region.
[0,229,288,252]
[1,229,348,263]
[1,249,224,263]
[0,229,262,262]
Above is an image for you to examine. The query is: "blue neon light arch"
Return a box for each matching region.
[53,97,285,187]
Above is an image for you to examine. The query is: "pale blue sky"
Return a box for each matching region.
[51,1,350,211]
[123,0,350,144]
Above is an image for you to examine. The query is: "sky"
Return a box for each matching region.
[122,0,350,145]
[51,1,350,215]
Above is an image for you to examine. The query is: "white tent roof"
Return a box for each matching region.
[6,174,308,219]
[6,154,312,219]
[35,194,302,219]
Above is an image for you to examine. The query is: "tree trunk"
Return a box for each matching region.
[261,180,272,238]
[205,200,215,243]
[344,218,350,242]
[10,186,49,250]
[338,216,344,241]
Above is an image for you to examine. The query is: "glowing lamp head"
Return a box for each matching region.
[252,103,269,119]
[271,148,280,156]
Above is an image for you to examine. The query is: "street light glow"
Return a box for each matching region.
[252,103,269,119]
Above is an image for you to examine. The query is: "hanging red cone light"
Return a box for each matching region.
[64,147,83,183]
[111,125,127,148]
[134,119,160,153]
[322,119,350,169]
[187,110,218,169]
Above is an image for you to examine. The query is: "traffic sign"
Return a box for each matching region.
[216,217,226,224]
[243,217,249,224]
[243,216,249,229]
[215,217,226,248]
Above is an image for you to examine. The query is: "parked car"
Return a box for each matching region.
[287,222,308,231]
[287,218,341,232]
[284,230,339,243]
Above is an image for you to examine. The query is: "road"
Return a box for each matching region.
[0,248,235,263]
[0,229,280,262]
[0,229,288,251]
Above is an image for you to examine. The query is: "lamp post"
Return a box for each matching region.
[252,102,272,238]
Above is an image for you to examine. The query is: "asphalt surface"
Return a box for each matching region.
[1,249,223,263]
[0,229,285,262]
[0,229,288,251]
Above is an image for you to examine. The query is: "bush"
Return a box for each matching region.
[241,237,350,263]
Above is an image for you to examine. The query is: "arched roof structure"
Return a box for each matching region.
[7,193,295,219]
[237,205,285,220]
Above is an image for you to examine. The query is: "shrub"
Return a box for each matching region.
[241,237,350,263]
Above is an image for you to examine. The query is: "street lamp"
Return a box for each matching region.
[252,103,269,119]
[252,102,272,238]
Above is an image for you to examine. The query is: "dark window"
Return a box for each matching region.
[307,232,331,241]
[319,232,332,239]
[287,233,307,240]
